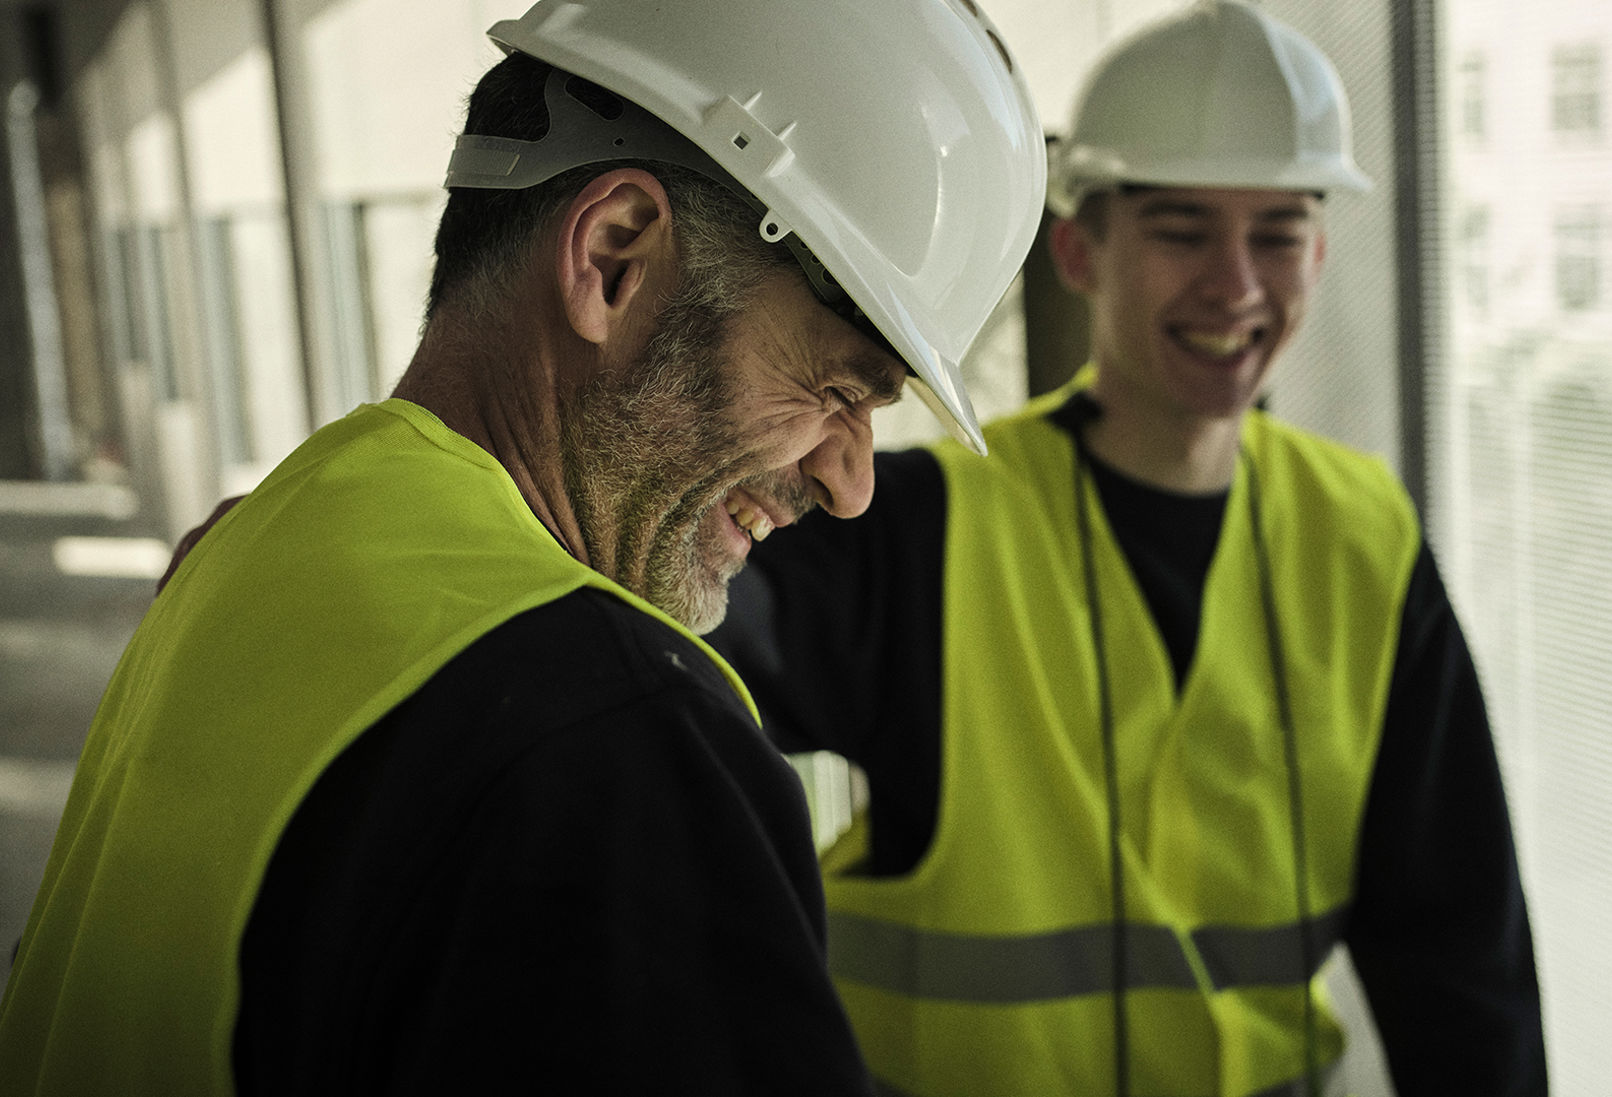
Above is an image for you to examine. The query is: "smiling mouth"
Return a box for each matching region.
[1175,328,1260,359]
[725,497,776,542]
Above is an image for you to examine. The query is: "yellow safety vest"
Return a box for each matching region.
[824,379,1419,1097]
[0,399,753,1096]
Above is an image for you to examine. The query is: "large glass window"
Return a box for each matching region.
[1461,205,1492,314]
[1460,52,1488,141]
[172,0,308,492]
[1554,205,1603,312]
[1552,43,1603,138]
[1437,4,1612,1092]
[287,0,503,421]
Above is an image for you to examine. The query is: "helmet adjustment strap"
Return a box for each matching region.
[444,68,889,353]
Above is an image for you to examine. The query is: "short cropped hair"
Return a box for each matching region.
[427,51,790,322]
[1070,188,1120,242]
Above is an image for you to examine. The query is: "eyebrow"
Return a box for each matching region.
[1136,198,1315,224]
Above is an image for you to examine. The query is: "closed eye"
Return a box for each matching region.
[1253,233,1305,250]
[1151,229,1207,246]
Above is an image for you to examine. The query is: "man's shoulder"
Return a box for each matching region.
[1246,412,1422,578]
[441,588,749,730]
[1248,411,1416,511]
[1248,409,1386,465]
[302,589,775,858]
[326,587,783,852]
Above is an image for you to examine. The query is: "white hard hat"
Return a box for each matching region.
[447,0,1047,455]
[1046,0,1370,218]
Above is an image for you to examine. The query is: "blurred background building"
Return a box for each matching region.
[0,0,1606,1092]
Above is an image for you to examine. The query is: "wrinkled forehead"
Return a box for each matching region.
[1122,184,1323,224]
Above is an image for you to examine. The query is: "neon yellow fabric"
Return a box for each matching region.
[824,376,1419,1097]
[0,399,753,1095]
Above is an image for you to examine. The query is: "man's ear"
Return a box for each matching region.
[1048,216,1097,295]
[555,168,675,346]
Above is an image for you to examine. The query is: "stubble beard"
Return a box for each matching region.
[559,290,753,635]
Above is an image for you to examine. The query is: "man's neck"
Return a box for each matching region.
[1080,389,1246,495]
[391,325,591,568]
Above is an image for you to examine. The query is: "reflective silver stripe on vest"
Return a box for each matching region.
[828,914,1194,1001]
[1193,906,1347,991]
[872,1064,1338,1097]
[828,905,1347,1003]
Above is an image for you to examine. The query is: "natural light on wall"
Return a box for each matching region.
[179,35,307,494]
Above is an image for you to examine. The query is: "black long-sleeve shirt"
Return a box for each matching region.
[236,590,874,1096]
[711,432,1548,1096]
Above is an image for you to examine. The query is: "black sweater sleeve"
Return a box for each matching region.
[236,592,873,1097]
[1345,543,1548,1095]
[709,447,949,876]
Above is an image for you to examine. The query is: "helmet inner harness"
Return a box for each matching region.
[446,68,898,363]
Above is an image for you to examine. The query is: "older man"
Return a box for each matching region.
[0,1,1045,1093]
[714,3,1547,1095]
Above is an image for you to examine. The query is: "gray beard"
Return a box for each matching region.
[558,289,748,634]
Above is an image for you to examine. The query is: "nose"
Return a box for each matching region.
[800,412,877,518]
[1198,236,1263,310]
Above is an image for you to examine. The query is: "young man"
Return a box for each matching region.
[0,1,1046,1092]
[713,3,1547,1094]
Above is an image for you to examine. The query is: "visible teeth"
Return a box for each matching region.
[725,499,774,542]
[1181,331,1252,357]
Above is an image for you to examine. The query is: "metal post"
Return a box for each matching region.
[1390,0,1439,514]
[260,0,328,432]
[1022,206,1090,399]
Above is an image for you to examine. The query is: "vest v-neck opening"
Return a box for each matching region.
[1084,452,1229,693]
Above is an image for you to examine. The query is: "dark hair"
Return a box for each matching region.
[1073,185,1158,242]
[426,51,786,320]
[1071,189,1113,241]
